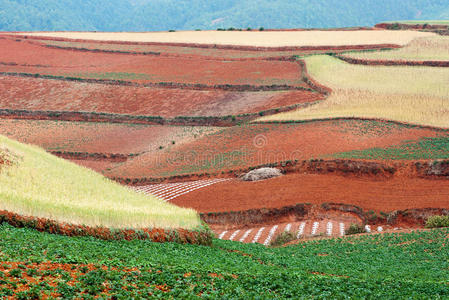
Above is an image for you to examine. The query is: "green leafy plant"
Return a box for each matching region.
[345,223,366,235]
[425,215,449,228]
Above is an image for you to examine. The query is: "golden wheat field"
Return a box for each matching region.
[258,55,449,127]
[0,135,201,229]
[19,30,435,47]
[344,36,449,61]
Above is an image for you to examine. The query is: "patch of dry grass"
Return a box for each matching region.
[344,36,449,61]
[258,55,449,128]
[15,30,434,47]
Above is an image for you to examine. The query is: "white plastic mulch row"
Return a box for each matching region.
[218,221,354,245]
[133,178,231,202]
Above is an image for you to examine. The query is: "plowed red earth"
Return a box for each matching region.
[0,76,322,117]
[0,38,304,86]
[0,119,217,154]
[106,119,444,178]
[34,39,353,59]
[172,173,449,213]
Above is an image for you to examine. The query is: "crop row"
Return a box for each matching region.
[0,223,448,298]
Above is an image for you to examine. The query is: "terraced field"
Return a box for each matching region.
[0,27,448,298]
[0,119,217,155]
[0,76,322,118]
[19,30,433,47]
[260,55,449,128]
[0,38,306,87]
[105,119,445,178]
[342,36,449,61]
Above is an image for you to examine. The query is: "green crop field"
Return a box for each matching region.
[0,224,448,298]
[332,136,449,160]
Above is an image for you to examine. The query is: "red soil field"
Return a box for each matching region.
[34,38,356,60]
[172,173,449,213]
[0,119,218,154]
[106,119,445,178]
[0,76,322,117]
[0,38,304,86]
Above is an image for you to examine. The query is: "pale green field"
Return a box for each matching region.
[343,36,449,61]
[0,135,200,229]
[258,55,449,128]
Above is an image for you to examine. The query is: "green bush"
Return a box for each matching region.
[425,215,449,228]
[345,223,366,235]
[270,231,296,247]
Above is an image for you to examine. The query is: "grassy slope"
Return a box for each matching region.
[258,55,449,128]
[0,224,448,298]
[345,36,449,61]
[0,135,200,229]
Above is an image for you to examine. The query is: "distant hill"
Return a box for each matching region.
[0,0,448,31]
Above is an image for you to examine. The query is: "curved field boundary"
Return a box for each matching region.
[0,71,310,92]
[0,101,321,127]
[29,40,298,62]
[201,202,449,228]
[297,59,332,95]
[111,158,449,186]
[50,151,140,162]
[10,34,403,52]
[0,209,212,245]
[133,178,231,202]
[335,54,449,67]
[253,116,449,132]
[18,36,395,63]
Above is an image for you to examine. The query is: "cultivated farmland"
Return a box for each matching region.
[0,38,306,86]
[105,119,446,178]
[0,135,201,229]
[19,30,434,47]
[0,24,449,298]
[259,55,449,127]
[343,36,449,61]
[0,76,322,118]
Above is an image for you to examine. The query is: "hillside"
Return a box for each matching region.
[0,225,448,298]
[0,0,448,31]
[0,135,200,230]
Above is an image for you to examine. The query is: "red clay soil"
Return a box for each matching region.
[172,173,449,213]
[33,38,380,60]
[0,38,305,86]
[0,76,322,118]
[0,119,217,154]
[106,119,445,178]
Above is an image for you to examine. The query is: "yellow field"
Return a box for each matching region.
[258,55,449,128]
[343,36,449,61]
[17,30,434,47]
[0,135,200,229]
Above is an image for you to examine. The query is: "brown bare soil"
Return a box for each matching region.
[0,76,322,118]
[106,119,444,178]
[0,119,218,154]
[0,38,305,86]
[173,173,449,213]
[31,38,397,60]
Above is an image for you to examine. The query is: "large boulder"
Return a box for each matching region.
[241,167,283,181]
